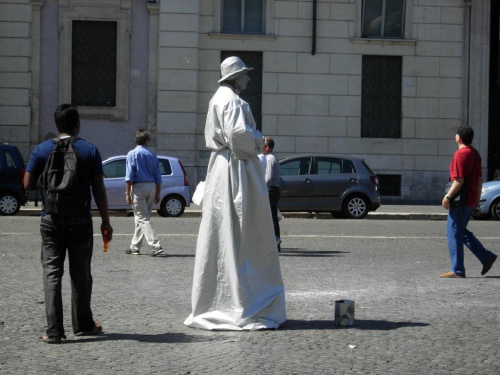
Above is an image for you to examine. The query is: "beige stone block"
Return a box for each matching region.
[0,4,31,22]
[351,41,415,56]
[272,136,297,153]
[330,54,361,75]
[416,41,462,57]
[402,118,416,139]
[0,72,30,88]
[415,155,450,171]
[439,57,461,77]
[198,70,219,92]
[160,13,199,32]
[275,1,298,18]
[402,98,439,118]
[417,24,462,42]
[441,7,463,24]
[416,0,462,6]
[317,20,349,38]
[0,125,29,144]
[329,96,360,117]
[0,105,30,125]
[439,139,458,156]
[402,79,417,97]
[0,88,28,105]
[402,139,439,155]
[197,92,213,114]
[347,117,360,138]
[0,22,29,37]
[279,73,346,95]
[264,52,297,72]
[278,115,346,137]
[262,94,296,115]
[158,47,199,69]
[200,34,312,54]
[158,91,197,112]
[439,98,461,119]
[160,0,199,13]
[403,56,440,76]
[278,19,311,37]
[199,16,213,34]
[0,57,29,72]
[330,3,356,20]
[262,73,278,94]
[296,95,329,116]
[413,6,441,24]
[415,118,460,139]
[158,69,198,91]
[347,75,361,96]
[199,0,213,16]
[358,154,415,172]
[416,77,461,98]
[159,31,198,48]
[297,1,313,19]
[0,38,30,57]
[198,49,220,71]
[296,136,328,153]
[157,134,196,151]
[157,112,196,134]
[261,115,278,135]
[297,53,329,74]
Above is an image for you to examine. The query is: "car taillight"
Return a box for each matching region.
[20,169,26,185]
[370,175,379,185]
[179,161,189,186]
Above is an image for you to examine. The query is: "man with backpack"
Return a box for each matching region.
[24,104,113,343]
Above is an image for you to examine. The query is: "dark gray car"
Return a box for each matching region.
[278,155,381,219]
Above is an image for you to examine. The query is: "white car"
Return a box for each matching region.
[477,177,500,220]
[92,155,191,217]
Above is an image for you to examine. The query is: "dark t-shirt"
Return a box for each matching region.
[26,137,104,215]
[449,146,481,208]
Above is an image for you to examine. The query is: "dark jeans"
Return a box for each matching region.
[269,186,281,239]
[40,215,95,337]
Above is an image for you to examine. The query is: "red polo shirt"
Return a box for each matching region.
[449,146,482,208]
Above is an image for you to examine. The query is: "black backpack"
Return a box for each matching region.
[38,137,89,216]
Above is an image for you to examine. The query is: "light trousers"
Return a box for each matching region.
[130,182,161,251]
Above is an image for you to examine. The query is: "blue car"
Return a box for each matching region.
[0,142,27,215]
[478,177,500,220]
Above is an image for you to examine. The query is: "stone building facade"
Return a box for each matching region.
[0,0,497,201]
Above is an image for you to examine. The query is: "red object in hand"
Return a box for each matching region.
[103,229,109,253]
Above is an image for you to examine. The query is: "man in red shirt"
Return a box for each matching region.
[441,127,497,278]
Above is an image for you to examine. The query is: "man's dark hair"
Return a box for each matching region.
[54,104,80,135]
[135,129,150,145]
[457,126,474,145]
[264,137,275,150]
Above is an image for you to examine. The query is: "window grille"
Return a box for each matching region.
[222,0,265,34]
[378,174,401,196]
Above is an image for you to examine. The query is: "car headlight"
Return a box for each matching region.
[481,187,489,195]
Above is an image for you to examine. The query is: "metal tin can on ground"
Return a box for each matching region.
[334,300,355,326]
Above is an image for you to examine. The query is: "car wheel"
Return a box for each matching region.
[159,195,185,217]
[342,194,369,219]
[0,193,21,216]
[490,198,500,220]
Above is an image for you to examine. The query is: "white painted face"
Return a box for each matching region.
[234,73,250,92]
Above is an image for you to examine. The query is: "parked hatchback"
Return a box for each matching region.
[278,155,381,219]
[91,155,190,217]
[0,142,28,215]
[477,177,500,220]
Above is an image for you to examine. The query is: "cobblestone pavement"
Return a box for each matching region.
[1,216,499,374]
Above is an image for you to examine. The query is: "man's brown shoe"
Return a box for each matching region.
[481,254,497,276]
[440,271,465,278]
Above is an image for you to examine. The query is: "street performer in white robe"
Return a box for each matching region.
[184,56,286,330]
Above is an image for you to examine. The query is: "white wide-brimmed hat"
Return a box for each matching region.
[218,56,253,83]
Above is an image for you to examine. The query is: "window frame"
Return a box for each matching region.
[362,0,406,39]
[221,0,265,34]
[214,0,274,36]
[59,3,130,120]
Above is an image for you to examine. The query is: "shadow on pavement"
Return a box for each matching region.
[282,319,430,331]
[279,249,349,257]
[67,332,232,344]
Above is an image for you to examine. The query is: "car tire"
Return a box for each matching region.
[342,194,369,219]
[490,198,500,220]
[159,195,186,217]
[0,193,21,216]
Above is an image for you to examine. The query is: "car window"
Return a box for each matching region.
[103,159,126,178]
[3,150,16,168]
[280,158,311,176]
[159,159,172,175]
[317,158,342,175]
[343,159,356,173]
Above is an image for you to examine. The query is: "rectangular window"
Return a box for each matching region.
[221,51,263,131]
[378,174,401,196]
[222,0,264,34]
[361,55,402,138]
[362,0,405,39]
[72,21,117,106]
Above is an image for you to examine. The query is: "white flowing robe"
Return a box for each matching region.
[184,84,286,330]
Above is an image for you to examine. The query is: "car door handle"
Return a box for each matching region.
[349,178,358,183]
[303,178,312,183]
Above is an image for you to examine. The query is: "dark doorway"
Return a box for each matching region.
[489,0,500,179]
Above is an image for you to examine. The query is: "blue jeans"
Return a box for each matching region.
[446,205,495,277]
[40,215,95,337]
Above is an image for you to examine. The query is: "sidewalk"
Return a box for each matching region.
[19,200,448,220]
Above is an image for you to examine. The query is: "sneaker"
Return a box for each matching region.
[481,254,497,276]
[151,247,163,257]
[125,249,140,255]
[440,271,465,278]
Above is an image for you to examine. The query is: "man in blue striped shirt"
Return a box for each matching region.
[125,129,163,256]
